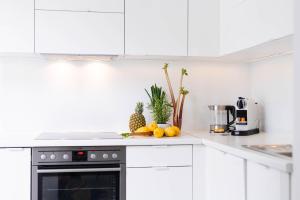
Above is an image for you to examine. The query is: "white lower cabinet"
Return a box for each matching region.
[247,161,290,200]
[0,148,31,200]
[127,166,192,200]
[205,147,245,200]
[126,145,193,200]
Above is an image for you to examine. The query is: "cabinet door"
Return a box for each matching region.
[127,167,192,200]
[35,10,124,55]
[125,0,187,56]
[247,161,290,200]
[206,147,245,200]
[0,148,31,200]
[188,0,219,56]
[220,0,293,54]
[0,0,34,53]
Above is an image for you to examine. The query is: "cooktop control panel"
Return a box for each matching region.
[32,146,125,164]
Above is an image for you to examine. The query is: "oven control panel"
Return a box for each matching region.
[32,147,125,164]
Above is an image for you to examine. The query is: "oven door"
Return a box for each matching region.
[32,164,125,200]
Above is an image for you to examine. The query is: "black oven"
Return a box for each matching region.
[32,147,126,200]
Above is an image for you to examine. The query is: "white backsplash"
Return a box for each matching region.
[249,54,293,134]
[0,55,251,135]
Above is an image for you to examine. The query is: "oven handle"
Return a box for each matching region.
[37,167,121,174]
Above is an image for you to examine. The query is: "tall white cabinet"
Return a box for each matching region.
[0,148,31,200]
[125,0,188,56]
[0,0,34,53]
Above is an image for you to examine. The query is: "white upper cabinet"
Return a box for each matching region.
[220,0,294,55]
[125,0,188,56]
[0,148,31,200]
[35,11,124,55]
[0,0,34,53]
[247,161,290,200]
[35,0,124,13]
[188,0,220,56]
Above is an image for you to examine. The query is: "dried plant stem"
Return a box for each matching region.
[163,64,188,128]
[179,94,186,122]
[174,73,184,124]
[163,65,176,107]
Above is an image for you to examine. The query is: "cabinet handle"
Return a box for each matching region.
[6,148,25,152]
[154,167,170,171]
[154,145,168,148]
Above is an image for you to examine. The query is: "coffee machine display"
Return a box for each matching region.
[232,97,260,136]
[208,105,236,134]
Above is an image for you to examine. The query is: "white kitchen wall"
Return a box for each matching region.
[249,54,293,134]
[0,55,250,135]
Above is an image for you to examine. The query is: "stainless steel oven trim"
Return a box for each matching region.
[36,167,122,173]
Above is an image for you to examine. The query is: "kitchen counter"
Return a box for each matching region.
[0,133,202,148]
[0,131,293,172]
[189,131,293,173]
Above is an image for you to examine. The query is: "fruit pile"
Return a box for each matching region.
[135,122,181,138]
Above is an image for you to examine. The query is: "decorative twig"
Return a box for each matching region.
[174,69,188,125]
[162,64,189,128]
[163,64,176,107]
[179,88,189,124]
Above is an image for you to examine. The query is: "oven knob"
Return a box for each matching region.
[112,153,118,159]
[40,154,46,160]
[103,153,109,159]
[90,153,97,159]
[50,154,56,160]
[63,154,69,160]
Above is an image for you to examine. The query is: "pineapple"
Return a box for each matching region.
[129,102,146,132]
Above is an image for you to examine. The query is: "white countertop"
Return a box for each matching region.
[0,131,293,173]
[189,131,293,173]
[0,133,202,147]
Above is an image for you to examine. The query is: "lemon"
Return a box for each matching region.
[153,128,164,138]
[135,126,151,133]
[164,127,176,137]
[148,121,158,132]
[172,126,181,136]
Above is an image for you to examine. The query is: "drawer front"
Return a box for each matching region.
[35,10,124,55]
[126,145,192,167]
[127,167,192,200]
[35,0,124,13]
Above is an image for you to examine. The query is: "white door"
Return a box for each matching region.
[125,0,187,56]
[206,147,245,200]
[127,167,192,200]
[0,0,34,53]
[247,161,290,200]
[35,10,124,55]
[188,0,219,56]
[0,148,31,200]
